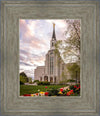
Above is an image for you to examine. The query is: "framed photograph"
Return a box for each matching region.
[1,1,99,116]
[19,19,81,97]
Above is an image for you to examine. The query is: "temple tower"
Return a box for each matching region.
[50,23,57,50]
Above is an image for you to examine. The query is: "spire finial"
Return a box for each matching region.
[53,23,55,28]
[52,23,56,39]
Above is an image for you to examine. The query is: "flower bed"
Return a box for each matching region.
[20,85,67,95]
[22,84,80,96]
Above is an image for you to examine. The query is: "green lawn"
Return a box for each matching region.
[20,85,67,95]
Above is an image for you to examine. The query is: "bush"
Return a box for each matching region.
[29,81,33,84]
[69,85,75,91]
[67,79,76,82]
[33,80,39,83]
[37,81,50,85]
[48,88,59,96]
[20,81,24,85]
[59,81,67,85]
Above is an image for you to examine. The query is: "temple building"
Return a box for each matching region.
[34,23,71,84]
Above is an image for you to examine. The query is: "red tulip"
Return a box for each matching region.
[45,92,49,96]
[74,86,77,88]
[66,93,70,96]
[36,93,38,96]
[70,90,73,92]
[23,94,31,96]
[45,86,47,88]
[60,88,63,92]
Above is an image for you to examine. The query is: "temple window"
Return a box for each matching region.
[50,57,53,74]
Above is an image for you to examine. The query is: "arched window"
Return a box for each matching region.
[50,77,53,83]
[44,76,48,82]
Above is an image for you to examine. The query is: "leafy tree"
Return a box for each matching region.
[20,72,27,77]
[66,63,80,80]
[64,19,80,61]
[20,75,28,84]
[20,72,28,84]
[55,19,80,63]
[54,20,80,82]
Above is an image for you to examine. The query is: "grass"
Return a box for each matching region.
[20,85,67,95]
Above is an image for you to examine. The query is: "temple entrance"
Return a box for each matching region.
[50,77,53,83]
[44,76,48,82]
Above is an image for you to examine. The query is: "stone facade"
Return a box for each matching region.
[34,66,45,81]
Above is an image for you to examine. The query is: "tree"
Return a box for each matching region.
[54,20,80,82]
[20,72,27,77]
[20,72,28,84]
[20,75,28,84]
[64,20,80,81]
[65,19,80,61]
[55,19,80,63]
[66,63,80,80]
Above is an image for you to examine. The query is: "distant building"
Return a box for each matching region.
[34,23,78,84]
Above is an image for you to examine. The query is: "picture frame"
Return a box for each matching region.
[1,1,100,116]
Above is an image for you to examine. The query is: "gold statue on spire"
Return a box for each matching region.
[53,23,55,28]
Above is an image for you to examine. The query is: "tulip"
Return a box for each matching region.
[59,91,63,94]
[23,94,31,96]
[79,85,80,88]
[74,85,77,88]
[35,93,39,96]
[31,94,35,97]
[45,92,49,96]
[70,90,73,92]
[40,92,45,96]
[60,88,63,92]
[66,93,70,96]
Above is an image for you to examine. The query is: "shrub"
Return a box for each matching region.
[20,81,24,85]
[59,81,67,85]
[29,81,33,84]
[48,88,59,96]
[67,79,76,82]
[33,80,39,83]
[69,85,75,91]
[37,81,50,85]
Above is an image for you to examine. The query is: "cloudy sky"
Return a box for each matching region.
[19,19,68,79]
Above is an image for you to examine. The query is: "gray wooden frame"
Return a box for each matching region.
[1,1,99,116]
